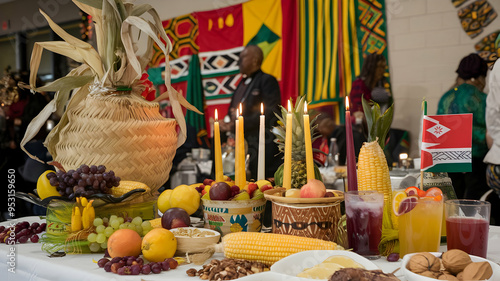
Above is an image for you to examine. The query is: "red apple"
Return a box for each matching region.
[209,182,232,200]
[300,179,326,198]
[161,208,190,229]
[260,185,273,192]
[247,183,258,197]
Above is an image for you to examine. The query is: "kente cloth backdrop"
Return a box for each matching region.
[299,0,390,124]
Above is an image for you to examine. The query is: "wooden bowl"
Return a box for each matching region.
[170,227,221,255]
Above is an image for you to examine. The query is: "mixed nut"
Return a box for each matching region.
[186,258,269,280]
[406,249,493,280]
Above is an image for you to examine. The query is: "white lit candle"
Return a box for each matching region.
[257,103,265,180]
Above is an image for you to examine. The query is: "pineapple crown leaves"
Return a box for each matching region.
[272,96,323,160]
[361,95,394,149]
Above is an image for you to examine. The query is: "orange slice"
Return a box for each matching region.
[392,191,407,216]
[404,186,419,197]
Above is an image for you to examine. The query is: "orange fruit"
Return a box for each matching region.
[405,186,426,197]
[141,228,177,262]
[107,229,142,258]
[397,196,418,216]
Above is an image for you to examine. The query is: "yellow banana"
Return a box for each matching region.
[71,206,82,232]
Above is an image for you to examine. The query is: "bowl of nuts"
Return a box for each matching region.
[170,227,221,255]
[401,250,500,281]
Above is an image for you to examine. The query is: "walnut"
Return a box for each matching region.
[407,252,441,273]
[456,272,464,281]
[461,262,493,280]
[442,249,472,275]
[438,273,459,280]
[419,271,439,278]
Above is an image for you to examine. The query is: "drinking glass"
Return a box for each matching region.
[445,199,490,258]
[399,197,443,257]
[345,191,384,259]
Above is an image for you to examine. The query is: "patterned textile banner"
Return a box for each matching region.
[149,13,199,67]
[475,30,500,67]
[298,0,390,124]
[299,0,360,124]
[458,0,497,39]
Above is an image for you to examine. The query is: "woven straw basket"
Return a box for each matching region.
[51,91,177,192]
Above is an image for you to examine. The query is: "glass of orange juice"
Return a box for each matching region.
[397,194,443,257]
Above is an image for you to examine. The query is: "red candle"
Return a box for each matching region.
[345,96,357,191]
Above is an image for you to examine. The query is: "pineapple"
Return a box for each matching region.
[272,96,322,189]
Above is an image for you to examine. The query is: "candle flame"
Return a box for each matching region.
[239,103,243,116]
[304,101,308,114]
[345,96,350,111]
[261,103,264,115]
[399,153,408,160]
[287,100,292,112]
[215,109,218,121]
[236,108,239,117]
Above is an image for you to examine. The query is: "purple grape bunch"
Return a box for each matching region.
[0,221,46,244]
[98,256,178,275]
[46,164,121,199]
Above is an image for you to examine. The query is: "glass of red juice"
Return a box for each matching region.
[345,191,384,259]
[445,199,491,258]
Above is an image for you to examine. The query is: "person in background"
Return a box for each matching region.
[484,58,500,225]
[437,53,489,200]
[219,45,281,180]
[349,53,389,116]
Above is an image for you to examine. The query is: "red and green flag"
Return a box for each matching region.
[421,114,473,172]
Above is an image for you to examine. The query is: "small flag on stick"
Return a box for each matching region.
[420,113,473,172]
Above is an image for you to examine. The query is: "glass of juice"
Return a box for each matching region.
[399,196,443,257]
[345,191,384,259]
[445,199,490,258]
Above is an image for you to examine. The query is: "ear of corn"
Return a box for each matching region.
[357,140,397,229]
[218,232,341,266]
[112,181,150,197]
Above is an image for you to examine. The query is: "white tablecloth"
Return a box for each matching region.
[1,217,499,281]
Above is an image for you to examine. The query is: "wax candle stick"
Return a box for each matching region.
[345,96,358,191]
[283,100,292,189]
[257,103,265,180]
[235,104,246,189]
[235,108,239,182]
[303,102,315,181]
[214,109,224,182]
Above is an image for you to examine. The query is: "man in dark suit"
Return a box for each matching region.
[220,45,282,180]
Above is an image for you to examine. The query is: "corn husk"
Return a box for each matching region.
[21,0,201,191]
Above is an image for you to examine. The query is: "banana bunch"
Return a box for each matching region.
[71,197,95,232]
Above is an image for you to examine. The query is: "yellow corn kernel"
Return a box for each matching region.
[112,181,150,196]
[357,140,396,229]
[148,218,162,229]
[219,232,340,266]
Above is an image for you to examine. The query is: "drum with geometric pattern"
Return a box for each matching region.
[271,201,341,242]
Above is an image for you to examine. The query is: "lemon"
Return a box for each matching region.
[157,189,173,213]
[37,170,61,200]
[170,185,200,215]
[141,228,177,262]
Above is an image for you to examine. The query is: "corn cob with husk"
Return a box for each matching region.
[356,97,398,255]
[111,181,150,197]
[215,232,342,266]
